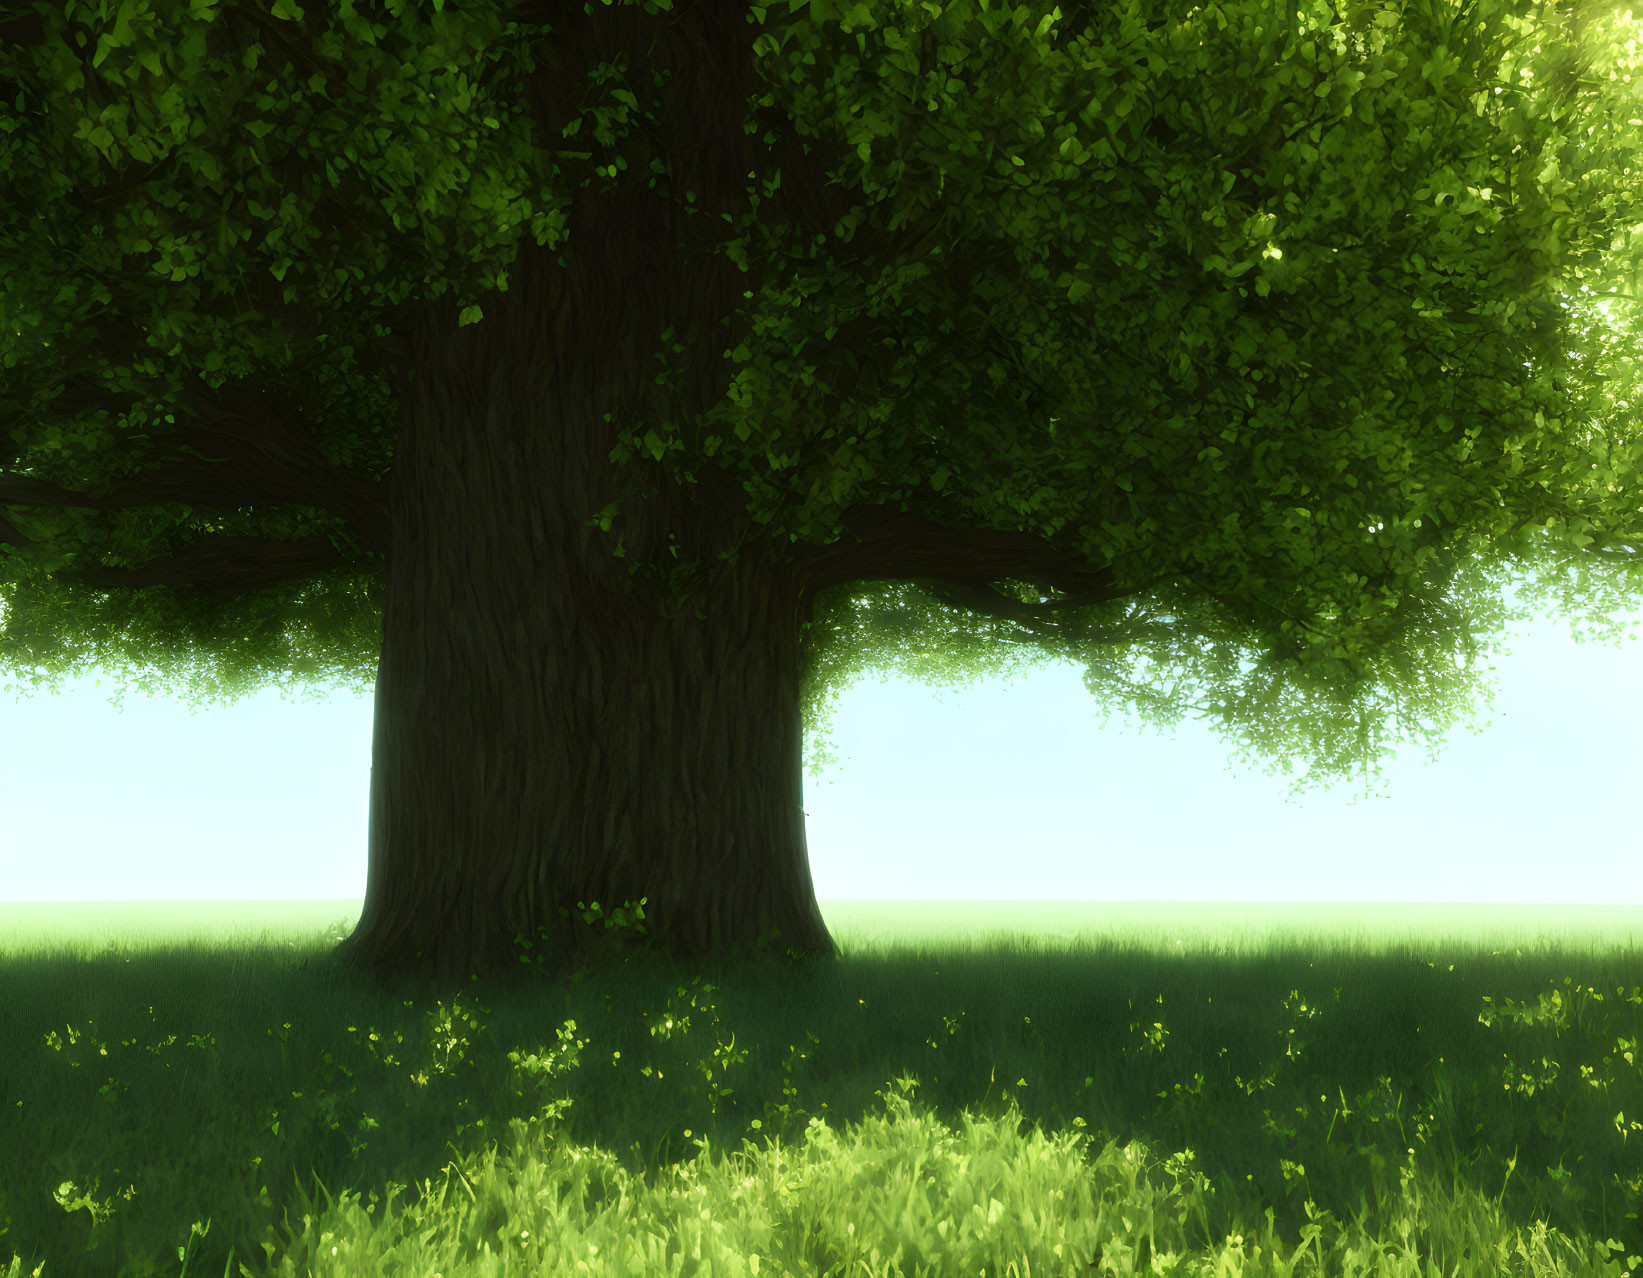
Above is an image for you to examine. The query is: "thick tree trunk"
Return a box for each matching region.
[329,254,840,1001]
[333,586,837,1004]
[329,379,839,999]
[326,7,856,1002]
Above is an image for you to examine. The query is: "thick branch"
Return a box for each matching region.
[2,352,391,563]
[792,501,1158,625]
[45,533,359,594]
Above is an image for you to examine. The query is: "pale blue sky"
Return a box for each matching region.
[0,548,1638,908]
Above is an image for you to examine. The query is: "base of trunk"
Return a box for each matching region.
[329,891,842,1007]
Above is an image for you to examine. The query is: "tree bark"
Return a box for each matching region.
[328,231,840,1004]
[332,571,837,1005]
[329,396,839,1001]
[319,3,864,1002]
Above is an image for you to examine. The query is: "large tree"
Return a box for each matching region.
[3,0,1642,999]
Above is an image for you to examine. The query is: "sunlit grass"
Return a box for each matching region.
[2,901,1640,1277]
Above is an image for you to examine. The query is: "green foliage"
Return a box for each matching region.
[3,0,1643,805]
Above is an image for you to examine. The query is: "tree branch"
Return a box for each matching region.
[0,366,391,560]
[45,533,359,594]
[792,501,1157,625]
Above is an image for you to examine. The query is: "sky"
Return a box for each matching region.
[0,542,1638,910]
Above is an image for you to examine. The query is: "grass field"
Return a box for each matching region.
[3,900,1640,1277]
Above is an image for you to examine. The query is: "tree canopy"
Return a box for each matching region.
[3,0,1643,837]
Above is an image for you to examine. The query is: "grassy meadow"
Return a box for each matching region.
[2,898,1641,1277]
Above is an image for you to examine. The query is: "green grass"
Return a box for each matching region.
[3,898,1641,1278]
